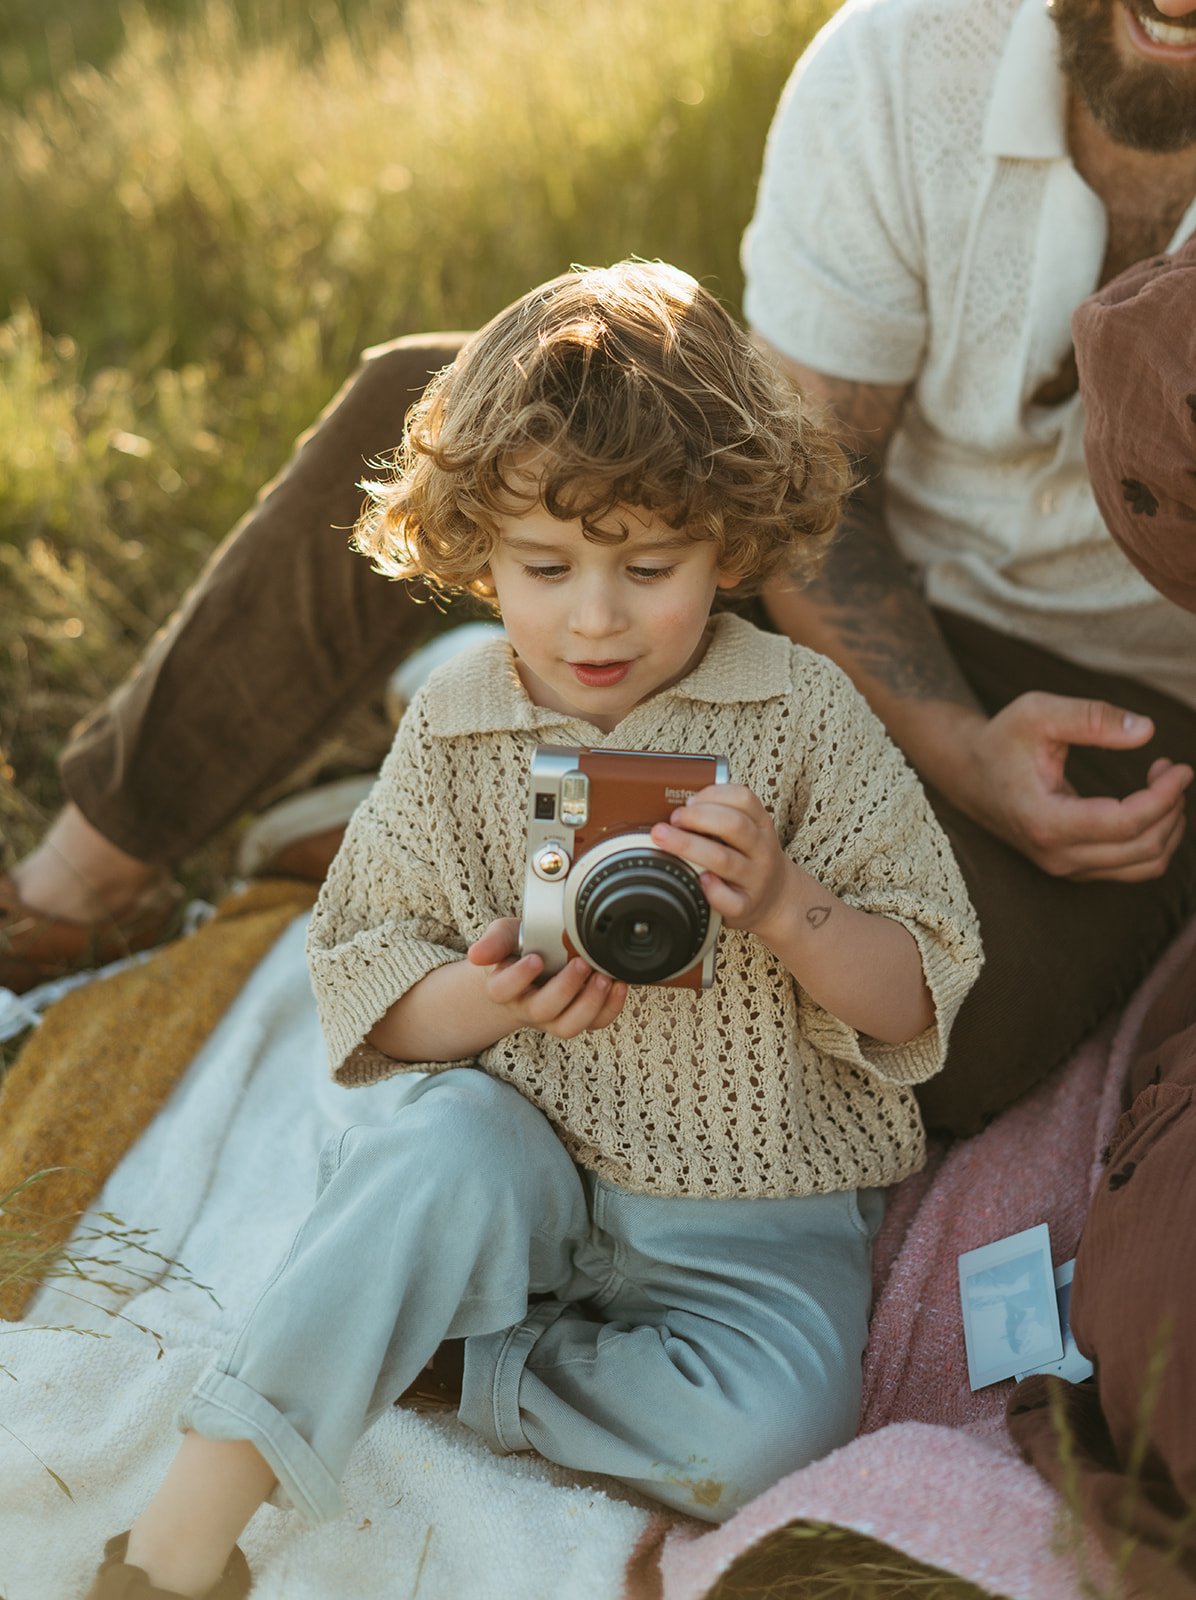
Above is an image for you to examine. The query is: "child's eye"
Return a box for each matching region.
[523,564,568,581]
[628,565,675,582]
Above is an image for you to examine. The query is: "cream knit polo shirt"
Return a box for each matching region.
[742,0,1196,707]
[307,616,982,1199]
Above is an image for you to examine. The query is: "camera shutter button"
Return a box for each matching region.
[533,842,571,881]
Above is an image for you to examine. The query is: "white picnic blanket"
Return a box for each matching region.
[8,899,1186,1600]
[1,915,651,1600]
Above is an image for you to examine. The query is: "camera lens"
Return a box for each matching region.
[573,850,709,983]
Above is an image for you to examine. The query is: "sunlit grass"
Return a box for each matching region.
[0,0,835,894]
[705,1522,1002,1599]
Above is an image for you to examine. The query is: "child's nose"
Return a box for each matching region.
[570,580,626,638]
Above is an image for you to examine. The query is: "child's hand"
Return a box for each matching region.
[467,918,628,1039]
[650,783,794,940]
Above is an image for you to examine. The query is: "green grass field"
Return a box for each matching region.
[0,0,841,898]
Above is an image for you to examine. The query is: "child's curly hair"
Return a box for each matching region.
[354,260,851,601]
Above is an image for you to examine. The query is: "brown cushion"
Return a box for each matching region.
[1073,236,1196,614]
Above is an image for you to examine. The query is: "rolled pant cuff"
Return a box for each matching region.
[179,1368,345,1524]
[461,1301,567,1455]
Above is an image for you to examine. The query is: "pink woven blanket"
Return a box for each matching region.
[630,914,1196,1600]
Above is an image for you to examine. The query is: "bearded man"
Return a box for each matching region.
[6,0,1196,1140]
[744,0,1196,1131]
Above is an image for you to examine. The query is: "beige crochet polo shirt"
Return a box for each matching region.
[307,615,982,1199]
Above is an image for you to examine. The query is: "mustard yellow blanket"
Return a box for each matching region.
[0,878,316,1319]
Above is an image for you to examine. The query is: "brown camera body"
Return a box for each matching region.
[519,744,729,989]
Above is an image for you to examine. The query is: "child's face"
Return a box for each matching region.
[486,503,739,732]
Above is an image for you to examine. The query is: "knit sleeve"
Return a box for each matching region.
[305,699,474,1086]
[784,654,983,1084]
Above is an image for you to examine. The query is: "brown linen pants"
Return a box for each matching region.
[58,335,1196,1139]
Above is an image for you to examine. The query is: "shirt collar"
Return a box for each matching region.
[983,0,1070,161]
[422,612,795,738]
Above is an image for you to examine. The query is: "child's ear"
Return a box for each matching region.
[715,570,742,591]
[475,566,496,597]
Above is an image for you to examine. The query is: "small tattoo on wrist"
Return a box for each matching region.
[806,905,831,929]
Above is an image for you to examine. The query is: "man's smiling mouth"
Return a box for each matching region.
[1128,4,1196,48]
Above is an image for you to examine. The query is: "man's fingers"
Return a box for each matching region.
[1024,691,1155,751]
[1034,796,1187,877]
[1154,759,1194,794]
[1069,809,1187,883]
[1038,776,1188,851]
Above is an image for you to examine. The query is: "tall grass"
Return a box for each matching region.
[0,0,835,889]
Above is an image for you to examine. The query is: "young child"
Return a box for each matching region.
[87,261,981,1600]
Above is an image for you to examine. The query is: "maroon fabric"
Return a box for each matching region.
[1073,235,1196,613]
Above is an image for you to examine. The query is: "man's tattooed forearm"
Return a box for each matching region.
[809,488,976,708]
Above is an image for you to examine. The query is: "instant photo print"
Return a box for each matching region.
[958,1223,1063,1391]
[1014,1259,1095,1385]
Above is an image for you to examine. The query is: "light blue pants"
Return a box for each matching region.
[180,1069,883,1524]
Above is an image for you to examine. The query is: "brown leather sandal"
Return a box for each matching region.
[0,871,184,995]
[84,1532,251,1599]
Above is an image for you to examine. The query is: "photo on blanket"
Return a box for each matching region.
[1014,1258,1096,1385]
[958,1222,1063,1390]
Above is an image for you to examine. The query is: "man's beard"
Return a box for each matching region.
[1050,0,1196,153]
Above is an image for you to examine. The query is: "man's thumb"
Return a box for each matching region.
[1037,692,1153,748]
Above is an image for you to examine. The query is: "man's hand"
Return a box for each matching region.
[467,917,627,1039]
[953,692,1193,882]
[650,784,793,942]
[751,345,1193,886]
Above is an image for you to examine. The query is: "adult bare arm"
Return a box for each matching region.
[756,341,1192,882]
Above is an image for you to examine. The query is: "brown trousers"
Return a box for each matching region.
[59,335,1196,1140]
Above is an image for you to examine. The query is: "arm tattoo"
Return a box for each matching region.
[800,379,977,709]
[806,905,831,929]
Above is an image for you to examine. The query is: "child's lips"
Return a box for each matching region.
[570,659,633,687]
